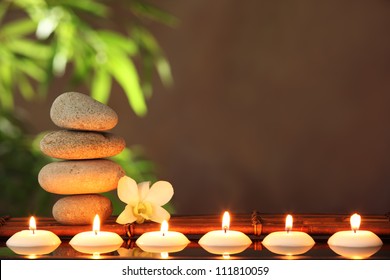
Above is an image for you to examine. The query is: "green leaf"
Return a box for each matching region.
[54,0,109,17]
[98,30,138,55]
[131,26,159,54]
[17,74,35,100]
[131,27,173,88]
[14,58,46,81]
[140,55,154,98]
[0,2,10,23]
[130,1,179,27]
[107,51,147,116]
[156,56,173,87]
[71,39,94,84]
[91,66,112,104]
[0,61,12,88]
[0,81,13,110]
[5,39,51,60]
[0,19,37,39]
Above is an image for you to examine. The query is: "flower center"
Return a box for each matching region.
[133,201,153,223]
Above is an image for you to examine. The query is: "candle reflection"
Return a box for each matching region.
[262,214,315,256]
[135,220,190,253]
[199,211,252,256]
[69,215,123,255]
[328,213,383,259]
[6,216,61,256]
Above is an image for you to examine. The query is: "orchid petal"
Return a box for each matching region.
[145,181,174,206]
[117,176,139,205]
[116,205,137,224]
[149,205,171,223]
[138,181,150,202]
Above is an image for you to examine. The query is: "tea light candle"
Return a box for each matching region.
[328,213,383,259]
[136,220,190,253]
[262,214,315,255]
[70,215,123,255]
[6,216,61,255]
[199,211,252,256]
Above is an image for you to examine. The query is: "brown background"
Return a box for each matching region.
[17,0,390,215]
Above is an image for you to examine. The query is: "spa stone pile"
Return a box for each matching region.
[39,92,125,225]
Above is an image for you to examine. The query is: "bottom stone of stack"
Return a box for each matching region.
[53,194,113,225]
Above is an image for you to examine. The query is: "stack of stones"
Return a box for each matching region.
[38,92,126,225]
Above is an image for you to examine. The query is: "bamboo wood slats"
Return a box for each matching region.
[0,212,389,239]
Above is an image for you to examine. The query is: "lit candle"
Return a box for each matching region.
[6,216,61,255]
[328,213,383,259]
[262,214,315,255]
[136,220,190,254]
[70,214,123,255]
[198,211,252,256]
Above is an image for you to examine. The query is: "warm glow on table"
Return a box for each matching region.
[136,220,190,253]
[6,216,61,255]
[69,214,123,255]
[262,214,315,255]
[198,211,252,256]
[328,213,383,259]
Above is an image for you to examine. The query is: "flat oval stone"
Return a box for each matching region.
[52,194,113,225]
[40,130,126,159]
[50,92,118,131]
[38,159,125,195]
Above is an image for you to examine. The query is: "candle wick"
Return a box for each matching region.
[353,229,357,234]
[162,232,165,237]
[224,226,227,233]
[94,230,98,236]
[32,229,35,234]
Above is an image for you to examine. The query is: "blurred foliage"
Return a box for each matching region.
[0,0,177,217]
[0,111,53,216]
[0,0,176,116]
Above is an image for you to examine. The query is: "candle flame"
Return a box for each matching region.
[285,214,293,233]
[222,211,230,233]
[29,216,36,233]
[350,213,361,233]
[93,214,100,234]
[161,220,168,236]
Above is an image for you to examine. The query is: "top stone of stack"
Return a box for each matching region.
[50,92,118,131]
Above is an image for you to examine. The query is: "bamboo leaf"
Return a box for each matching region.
[107,51,147,116]
[131,26,159,54]
[130,1,179,27]
[14,58,46,81]
[54,0,109,17]
[98,30,138,55]
[156,56,173,87]
[0,65,13,109]
[5,39,51,60]
[91,66,112,104]
[72,55,93,84]
[132,27,173,88]
[70,38,94,84]
[141,55,154,98]
[0,2,10,23]
[0,19,36,39]
[17,74,35,100]
[0,86,14,110]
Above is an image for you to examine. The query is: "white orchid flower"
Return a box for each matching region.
[116,176,174,224]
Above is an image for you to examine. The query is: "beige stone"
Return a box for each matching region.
[38,159,124,195]
[50,92,118,131]
[52,194,113,225]
[40,130,126,159]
